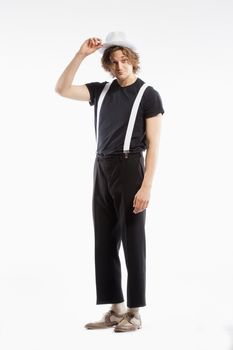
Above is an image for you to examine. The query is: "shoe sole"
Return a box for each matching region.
[85,322,118,330]
[114,326,141,332]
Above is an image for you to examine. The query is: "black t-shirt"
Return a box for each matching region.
[86,77,164,155]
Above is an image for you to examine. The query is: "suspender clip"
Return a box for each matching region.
[124,151,129,159]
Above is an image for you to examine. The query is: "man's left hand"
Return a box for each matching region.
[133,186,151,214]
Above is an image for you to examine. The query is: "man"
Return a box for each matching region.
[55,31,164,332]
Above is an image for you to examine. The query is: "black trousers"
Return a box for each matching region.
[92,152,146,308]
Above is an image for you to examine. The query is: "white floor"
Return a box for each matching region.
[1,255,233,350]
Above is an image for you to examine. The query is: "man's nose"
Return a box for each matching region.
[117,62,123,69]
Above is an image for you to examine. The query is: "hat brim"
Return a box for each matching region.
[99,40,136,54]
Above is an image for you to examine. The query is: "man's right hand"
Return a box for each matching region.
[78,37,103,57]
[55,37,103,101]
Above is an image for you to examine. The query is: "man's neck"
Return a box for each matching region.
[116,74,137,87]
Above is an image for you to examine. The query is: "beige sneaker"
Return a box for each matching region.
[114,312,142,332]
[84,310,125,330]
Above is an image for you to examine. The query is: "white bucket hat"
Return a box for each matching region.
[99,31,136,54]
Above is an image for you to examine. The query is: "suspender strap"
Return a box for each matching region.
[123,83,148,155]
[96,81,113,143]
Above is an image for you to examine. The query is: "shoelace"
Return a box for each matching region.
[122,312,135,323]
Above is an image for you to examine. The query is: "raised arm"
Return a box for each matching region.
[55,37,103,101]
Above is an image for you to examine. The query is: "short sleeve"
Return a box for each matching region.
[85,81,108,106]
[143,86,164,118]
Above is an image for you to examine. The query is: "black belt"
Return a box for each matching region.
[96,151,143,159]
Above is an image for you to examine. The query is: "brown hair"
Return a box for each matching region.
[101,46,140,75]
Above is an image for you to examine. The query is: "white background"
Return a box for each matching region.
[1,0,233,349]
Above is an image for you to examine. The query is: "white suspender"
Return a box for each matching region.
[96,81,113,144]
[123,83,148,155]
[96,81,148,156]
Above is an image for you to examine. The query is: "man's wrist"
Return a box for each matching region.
[76,51,88,59]
[141,181,152,191]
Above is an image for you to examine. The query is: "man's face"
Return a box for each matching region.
[109,50,134,80]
